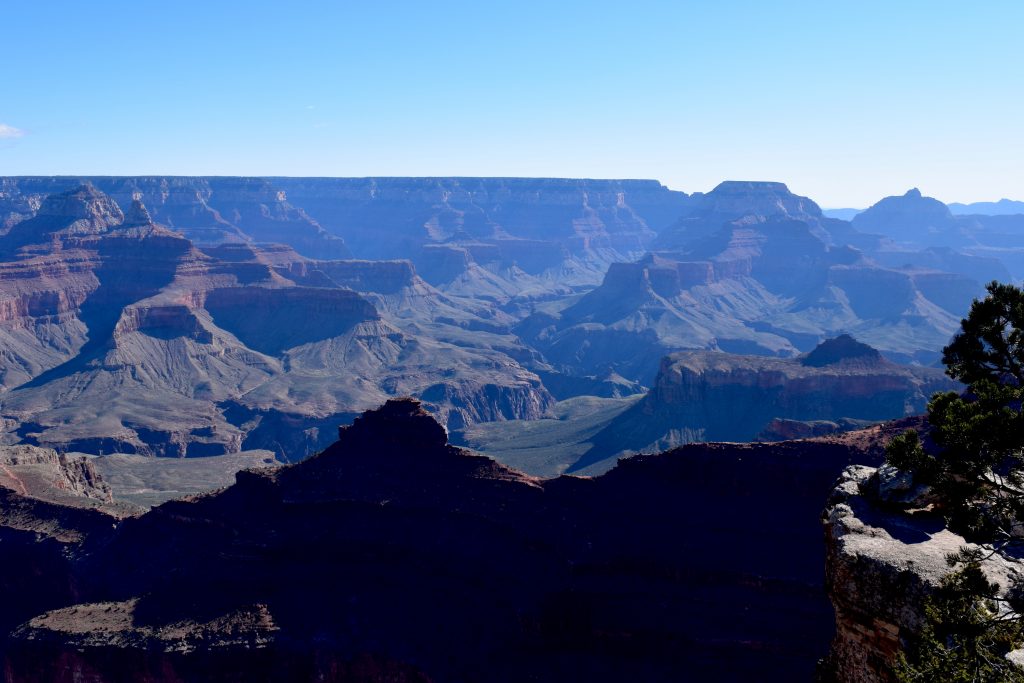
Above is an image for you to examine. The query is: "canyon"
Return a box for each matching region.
[0,175,1021,680]
[0,177,1004,461]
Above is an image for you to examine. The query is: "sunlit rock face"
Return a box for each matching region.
[520,179,988,384]
[0,185,554,461]
[0,176,692,283]
[570,336,958,472]
[0,178,1000,462]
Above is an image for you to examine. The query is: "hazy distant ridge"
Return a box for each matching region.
[948,198,1024,215]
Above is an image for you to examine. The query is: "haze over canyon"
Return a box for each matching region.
[0,174,1021,681]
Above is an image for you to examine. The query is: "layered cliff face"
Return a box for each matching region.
[0,445,113,506]
[10,184,125,247]
[0,177,692,301]
[203,286,380,355]
[1,178,1001,391]
[1,399,887,682]
[652,180,873,251]
[571,336,958,472]
[522,181,977,383]
[272,176,689,260]
[0,179,997,461]
[821,465,1024,682]
[521,252,795,384]
[0,185,554,461]
[0,177,352,260]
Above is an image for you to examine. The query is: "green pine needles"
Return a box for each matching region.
[895,549,1024,682]
[887,282,1024,680]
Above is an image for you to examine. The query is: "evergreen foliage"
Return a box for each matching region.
[895,550,1024,682]
[887,282,1024,677]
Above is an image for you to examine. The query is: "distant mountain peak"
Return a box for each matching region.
[800,334,882,367]
[851,187,958,243]
[948,197,1024,216]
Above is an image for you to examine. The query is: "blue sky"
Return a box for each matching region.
[1,1,1021,207]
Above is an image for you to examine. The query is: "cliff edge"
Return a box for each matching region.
[821,465,1024,682]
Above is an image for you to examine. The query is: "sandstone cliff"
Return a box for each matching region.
[571,336,958,472]
[0,186,555,460]
[522,181,978,384]
[0,176,693,301]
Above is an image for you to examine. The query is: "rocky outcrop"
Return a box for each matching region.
[758,417,872,441]
[521,251,797,384]
[0,445,113,505]
[1,399,888,682]
[801,334,882,367]
[112,304,214,343]
[572,337,958,472]
[418,376,553,429]
[414,244,473,285]
[30,184,124,236]
[821,465,1024,682]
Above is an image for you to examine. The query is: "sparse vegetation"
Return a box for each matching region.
[886,282,1024,678]
[895,549,1024,682]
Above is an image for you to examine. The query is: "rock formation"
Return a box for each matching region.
[0,177,692,301]
[0,178,1006,461]
[572,336,958,472]
[821,464,1024,681]
[0,186,554,461]
[857,188,1024,279]
[852,188,966,247]
[0,398,889,682]
[522,181,981,382]
[652,180,875,252]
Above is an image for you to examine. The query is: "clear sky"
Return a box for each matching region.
[1,1,1020,207]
